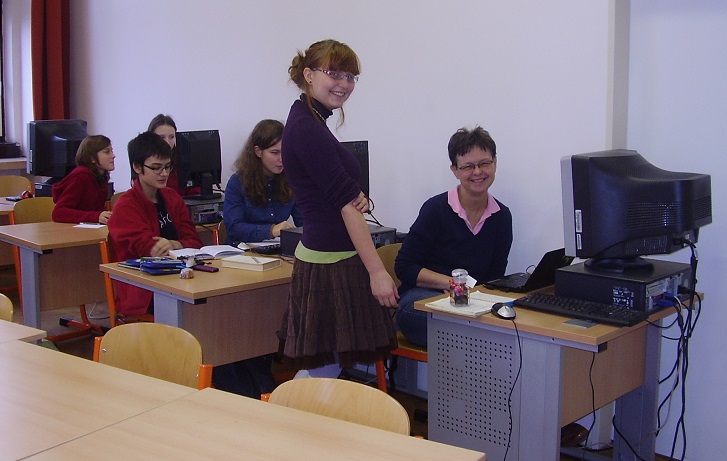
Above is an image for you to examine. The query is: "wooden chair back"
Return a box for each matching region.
[268,378,410,435]
[105,191,124,211]
[376,243,402,288]
[8,196,55,224]
[0,175,32,197]
[93,322,213,389]
[0,293,13,321]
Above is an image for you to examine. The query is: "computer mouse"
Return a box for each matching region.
[492,302,516,320]
[236,242,250,251]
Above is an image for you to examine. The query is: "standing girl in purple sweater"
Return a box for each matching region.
[280,39,398,379]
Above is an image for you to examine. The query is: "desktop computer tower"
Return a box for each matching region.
[281,225,397,257]
[555,259,692,312]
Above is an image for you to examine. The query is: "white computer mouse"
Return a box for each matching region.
[492,302,516,320]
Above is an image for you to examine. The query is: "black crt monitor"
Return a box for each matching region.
[341,140,369,197]
[175,129,222,200]
[560,149,712,273]
[27,119,88,180]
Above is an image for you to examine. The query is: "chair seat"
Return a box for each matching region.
[392,332,428,361]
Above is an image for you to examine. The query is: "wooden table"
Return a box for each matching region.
[0,319,45,343]
[100,259,293,365]
[0,222,109,328]
[24,387,487,461]
[0,340,196,460]
[418,287,684,461]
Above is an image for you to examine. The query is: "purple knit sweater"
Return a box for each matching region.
[281,96,362,252]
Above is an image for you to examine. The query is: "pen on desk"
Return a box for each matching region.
[251,256,260,264]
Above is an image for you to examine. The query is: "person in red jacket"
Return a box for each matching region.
[107,131,202,316]
[51,135,115,224]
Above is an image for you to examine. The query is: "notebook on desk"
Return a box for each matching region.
[483,248,574,293]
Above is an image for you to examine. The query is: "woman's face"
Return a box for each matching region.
[256,140,283,177]
[450,146,497,199]
[303,67,356,111]
[95,144,116,172]
[154,124,176,149]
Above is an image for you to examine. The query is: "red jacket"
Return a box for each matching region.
[107,180,202,316]
[51,166,108,223]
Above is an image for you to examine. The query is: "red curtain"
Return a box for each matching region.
[31,0,70,120]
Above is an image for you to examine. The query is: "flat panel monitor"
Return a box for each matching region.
[176,129,222,200]
[560,149,712,272]
[341,140,369,197]
[27,119,88,179]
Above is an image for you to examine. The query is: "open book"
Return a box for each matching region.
[168,245,243,260]
[425,291,515,318]
[220,254,281,271]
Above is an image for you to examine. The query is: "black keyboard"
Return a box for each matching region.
[513,293,649,327]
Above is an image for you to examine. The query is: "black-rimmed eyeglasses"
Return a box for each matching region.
[457,160,494,172]
[143,163,174,174]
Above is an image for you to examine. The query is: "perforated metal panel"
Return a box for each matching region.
[428,317,521,459]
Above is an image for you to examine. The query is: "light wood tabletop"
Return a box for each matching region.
[0,222,109,328]
[0,340,196,460]
[416,286,681,349]
[99,258,293,302]
[100,259,294,365]
[24,387,487,461]
[0,221,108,251]
[0,319,46,343]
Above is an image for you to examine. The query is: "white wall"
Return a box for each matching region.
[62,0,615,274]
[6,0,724,458]
[629,1,727,458]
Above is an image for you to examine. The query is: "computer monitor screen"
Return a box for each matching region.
[341,140,369,197]
[175,130,222,200]
[27,119,88,179]
[560,149,712,272]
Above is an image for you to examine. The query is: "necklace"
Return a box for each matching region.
[312,107,326,122]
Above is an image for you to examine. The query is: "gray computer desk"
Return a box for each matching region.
[417,287,684,461]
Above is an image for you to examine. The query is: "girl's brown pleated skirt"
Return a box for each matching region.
[279,254,397,370]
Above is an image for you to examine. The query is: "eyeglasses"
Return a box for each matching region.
[143,163,174,174]
[457,160,495,172]
[312,68,359,83]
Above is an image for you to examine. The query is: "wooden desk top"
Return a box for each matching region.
[0,221,108,251]
[100,258,293,301]
[416,287,680,349]
[25,387,487,461]
[0,340,196,460]
[0,197,16,216]
[0,319,46,343]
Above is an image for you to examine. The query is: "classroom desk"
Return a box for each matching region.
[0,339,196,460]
[418,287,681,461]
[0,318,46,343]
[24,386,487,461]
[100,259,293,365]
[0,222,108,328]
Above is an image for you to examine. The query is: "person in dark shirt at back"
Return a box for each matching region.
[395,126,513,348]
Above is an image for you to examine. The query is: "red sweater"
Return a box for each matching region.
[107,180,202,316]
[51,166,108,223]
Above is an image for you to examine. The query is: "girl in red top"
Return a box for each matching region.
[52,135,115,224]
[107,131,202,316]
